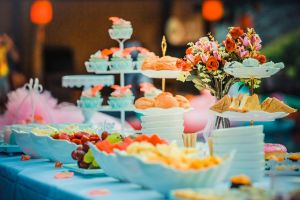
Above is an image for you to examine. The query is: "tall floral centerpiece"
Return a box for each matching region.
[176,27,266,129]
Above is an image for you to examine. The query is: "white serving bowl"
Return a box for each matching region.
[141,114,184,122]
[30,133,55,161]
[212,125,263,137]
[212,134,264,144]
[89,144,129,181]
[141,120,184,129]
[213,142,264,153]
[45,136,77,163]
[115,151,234,194]
[14,129,40,158]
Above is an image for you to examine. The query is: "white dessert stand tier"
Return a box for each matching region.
[141,70,180,79]
[212,111,289,122]
[224,62,284,79]
[62,75,114,88]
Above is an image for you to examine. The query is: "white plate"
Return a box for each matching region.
[141,70,181,79]
[135,107,191,115]
[214,142,264,153]
[212,111,288,121]
[212,125,263,137]
[212,134,264,144]
[224,62,284,78]
[141,120,184,129]
[142,126,184,135]
[141,114,184,122]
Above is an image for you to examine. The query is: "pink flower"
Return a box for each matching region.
[200,54,209,63]
[250,34,262,50]
[213,51,221,61]
[237,46,249,58]
[240,36,250,47]
[186,54,195,63]
[210,41,218,52]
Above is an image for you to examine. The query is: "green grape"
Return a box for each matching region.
[106,133,123,144]
[83,149,94,164]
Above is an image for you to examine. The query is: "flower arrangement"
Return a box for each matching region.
[176,27,266,98]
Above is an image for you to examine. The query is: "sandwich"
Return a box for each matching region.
[262,97,297,113]
[210,95,231,113]
[238,94,261,112]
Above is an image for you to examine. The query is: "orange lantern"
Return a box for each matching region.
[30,0,53,25]
[202,0,224,22]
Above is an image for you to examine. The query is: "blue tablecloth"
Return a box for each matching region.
[0,154,164,200]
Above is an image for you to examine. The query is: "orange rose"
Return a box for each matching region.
[185,47,193,55]
[193,55,201,65]
[176,59,193,72]
[224,37,236,52]
[206,56,219,71]
[229,27,244,40]
[255,54,267,64]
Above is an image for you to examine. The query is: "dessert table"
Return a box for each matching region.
[0,154,164,200]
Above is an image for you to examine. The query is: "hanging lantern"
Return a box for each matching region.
[30,0,53,25]
[202,0,224,22]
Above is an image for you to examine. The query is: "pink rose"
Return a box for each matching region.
[200,54,209,63]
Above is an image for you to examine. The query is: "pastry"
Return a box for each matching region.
[136,51,156,69]
[141,56,159,70]
[155,56,179,70]
[210,95,232,113]
[175,95,190,108]
[288,153,300,162]
[261,97,296,113]
[154,92,179,108]
[237,94,261,112]
[134,97,155,109]
[228,95,243,111]
[230,175,252,188]
[264,143,287,161]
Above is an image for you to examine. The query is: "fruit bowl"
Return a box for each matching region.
[114,151,234,194]
[14,125,41,158]
[46,136,78,163]
[30,133,55,160]
[89,144,129,181]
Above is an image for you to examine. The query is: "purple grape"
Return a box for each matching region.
[71,150,78,160]
[82,143,90,152]
[76,150,85,161]
[78,161,90,169]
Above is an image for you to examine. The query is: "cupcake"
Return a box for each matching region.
[242,58,259,67]
[86,50,110,71]
[79,85,103,109]
[108,85,134,109]
[110,52,133,71]
[136,50,156,70]
[140,82,161,98]
[230,175,252,188]
[264,143,287,161]
[108,17,133,40]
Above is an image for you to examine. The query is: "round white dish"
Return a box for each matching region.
[141,114,184,122]
[212,125,263,136]
[212,111,288,121]
[214,142,264,153]
[135,107,191,115]
[141,120,184,129]
[141,70,181,79]
[224,62,284,78]
[212,134,264,144]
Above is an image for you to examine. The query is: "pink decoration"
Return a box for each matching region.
[264,143,287,153]
[88,189,111,197]
[140,82,155,92]
[54,171,74,179]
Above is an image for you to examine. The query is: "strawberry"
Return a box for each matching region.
[81,135,89,144]
[71,139,81,145]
